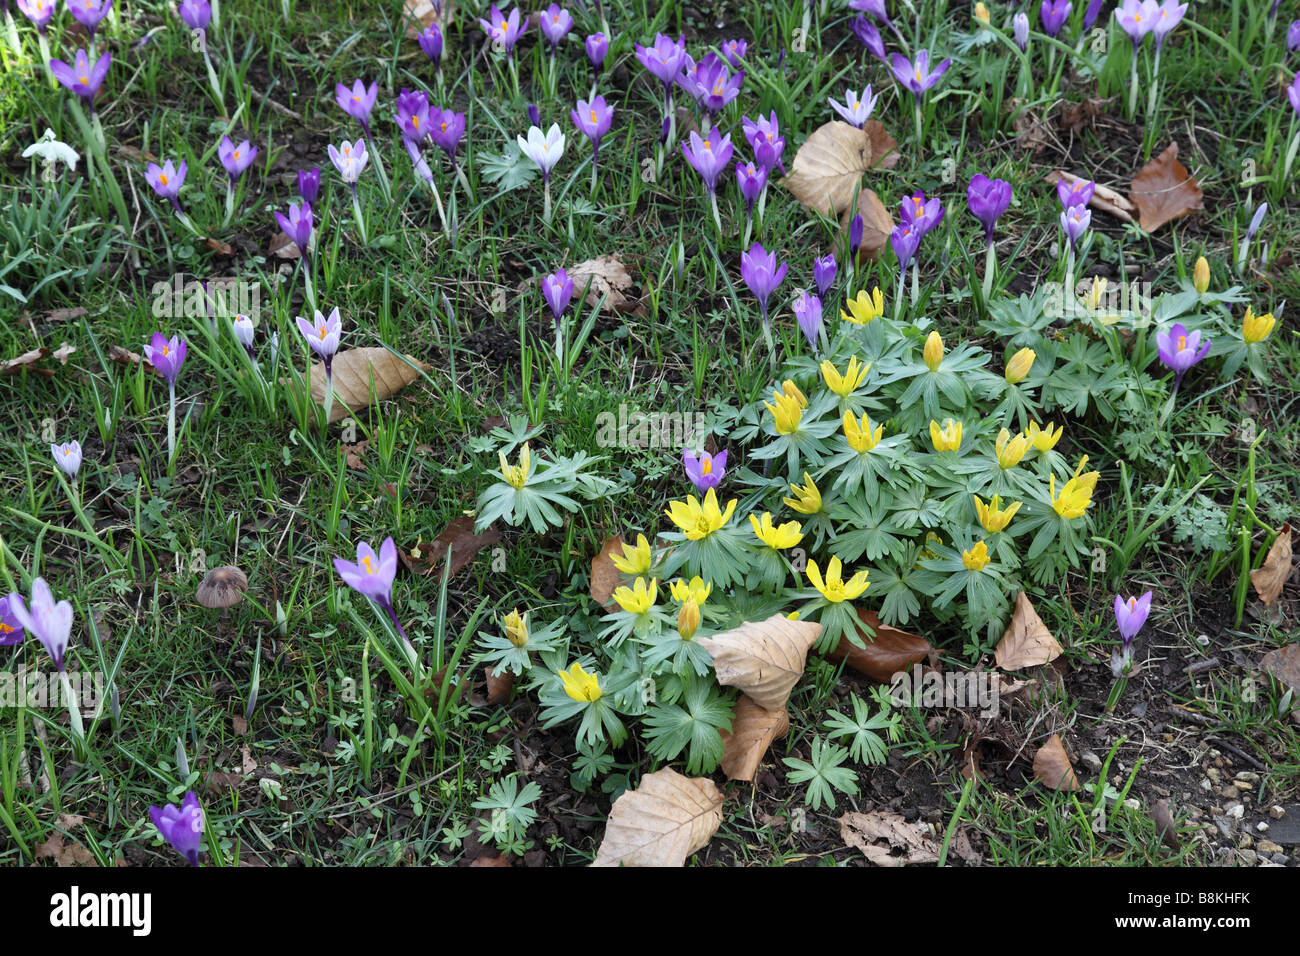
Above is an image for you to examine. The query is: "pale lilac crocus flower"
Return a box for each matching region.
[828,86,878,128]
[52,440,82,478]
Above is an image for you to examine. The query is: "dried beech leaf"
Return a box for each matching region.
[839,811,939,866]
[839,188,894,264]
[783,121,887,217]
[590,535,624,611]
[995,592,1064,671]
[308,347,430,424]
[1251,522,1292,606]
[1259,643,1300,698]
[568,254,646,318]
[399,517,501,578]
[268,230,301,260]
[591,767,723,867]
[824,607,934,681]
[862,120,900,171]
[485,666,514,706]
[403,0,439,35]
[1,341,76,378]
[696,614,822,711]
[1129,142,1203,233]
[718,694,789,782]
[36,829,98,867]
[1033,733,1079,791]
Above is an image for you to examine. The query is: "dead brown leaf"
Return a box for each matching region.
[1260,643,1300,697]
[399,516,501,578]
[718,694,789,782]
[1058,97,1108,135]
[782,121,894,218]
[341,438,369,470]
[568,254,647,318]
[1033,733,1079,791]
[469,853,512,867]
[1009,98,1049,153]
[204,237,235,256]
[995,592,1064,671]
[36,827,98,867]
[589,535,625,611]
[1150,799,1181,850]
[1129,143,1203,233]
[485,666,514,706]
[591,767,723,867]
[839,811,940,866]
[232,715,248,736]
[697,614,822,711]
[1251,522,1293,606]
[0,341,76,378]
[44,306,89,324]
[308,347,430,424]
[839,188,894,264]
[824,608,935,681]
[268,231,301,260]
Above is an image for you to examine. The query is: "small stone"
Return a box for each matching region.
[1238,833,1253,848]
[1272,853,1289,864]
[1227,803,1245,820]
[1080,751,1102,773]
[1257,839,1283,854]
[1222,785,1241,799]
[1235,771,1259,783]
[1214,815,1236,839]
[1124,798,1140,811]
[1233,779,1254,791]
[1200,778,1213,791]
[1257,821,1270,832]
[1207,768,1222,784]
[1269,805,1285,819]
[1237,849,1258,866]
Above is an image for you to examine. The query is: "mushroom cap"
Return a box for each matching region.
[197,566,249,608]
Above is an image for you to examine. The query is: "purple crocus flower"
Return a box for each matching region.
[852,17,887,60]
[336,80,379,136]
[418,24,444,66]
[814,254,837,298]
[395,87,431,143]
[1014,12,1030,50]
[1060,205,1091,253]
[636,33,688,103]
[298,166,321,204]
[274,202,313,254]
[793,291,823,351]
[851,0,894,29]
[900,190,944,236]
[69,0,112,40]
[682,126,733,196]
[740,242,788,325]
[1083,0,1105,30]
[539,4,573,52]
[586,33,609,71]
[149,792,204,867]
[334,537,407,638]
[890,222,921,272]
[542,268,574,322]
[144,332,187,388]
[1151,0,1188,50]
[177,0,211,31]
[829,85,878,127]
[693,53,744,116]
[145,159,187,211]
[479,5,525,57]
[1111,590,1152,676]
[1289,20,1300,53]
[683,449,727,493]
[742,111,785,173]
[328,140,368,186]
[296,307,343,370]
[1247,202,1268,240]
[0,594,24,647]
[232,313,255,359]
[968,174,1012,244]
[735,160,767,214]
[6,578,73,671]
[890,50,951,98]
[1115,0,1158,50]
[16,0,56,33]
[527,102,542,127]
[571,95,614,165]
[49,49,111,109]
[431,109,466,163]
[52,440,82,478]
[1040,0,1072,38]
[721,39,747,68]
[1057,177,1095,209]
[1155,322,1210,387]
[217,136,258,183]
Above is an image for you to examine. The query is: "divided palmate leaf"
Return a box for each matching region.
[697,613,822,711]
[591,767,723,867]
[308,347,430,423]
[994,592,1063,671]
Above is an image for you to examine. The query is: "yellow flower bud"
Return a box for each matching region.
[929,418,962,452]
[995,428,1029,469]
[1193,256,1210,294]
[843,411,884,453]
[1242,307,1276,344]
[677,598,701,640]
[962,540,991,572]
[923,330,944,371]
[1004,347,1035,384]
[503,608,529,647]
[1027,420,1063,452]
[974,1,990,25]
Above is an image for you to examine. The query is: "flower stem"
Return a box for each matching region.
[542,178,552,226]
[1104,675,1128,714]
[166,382,177,469]
[982,240,997,304]
[351,186,368,246]
[60,670,87,760]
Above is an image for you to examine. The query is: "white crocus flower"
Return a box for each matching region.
[517,123,566,181]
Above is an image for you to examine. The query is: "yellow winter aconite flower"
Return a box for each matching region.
[1193,256,1210,294]
[1004,347,1035,384]
[665,488,737,540]
[806,556,870,603]
[930,418,962,452]
[784,473,823,515]
[962,540,991,571]
[558,662,602,702]
[1027,420,1063,452]
[923,330,944,371]
[613,576,657,614]
[677,599,701,640]
[821,357,870,397]
[750,512,804,550]
[974,1,990,25]
[1050,457,1100,519]
[612,533,652,575]
[844,411,884,453]
[995,428,1029,469]
[782,379,808,408]
[503,608,529,647]
[841,286,884,325]
[764,389,803,435]
[973,494,1022,533]
[1242,307,1276,344]
[670,576,711,605]
[499,442,530,489]
[1084,277,1107,312]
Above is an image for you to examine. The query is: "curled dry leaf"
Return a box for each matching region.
[840,188,894,264]
[995,592,1064,671]
[839,811,940,866]
[718,694,789,782]
[782,120,896,218]
[399,516,501,579]
[1150,799,1181,850]
[1,341,76,378]
[1129,142,1203,233]
[589,535,624,611]
[268,230,301,260]
[36,829,99,867]
[485,666,514,706]
[1250,522,1292,606]
[1259,643,1300,698]
[591,767,723,867]
[825,607,935,682]
[568,254,647,319]
[308,347,430,424]
[697,614,822,711]
[1033,733,1079,791]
